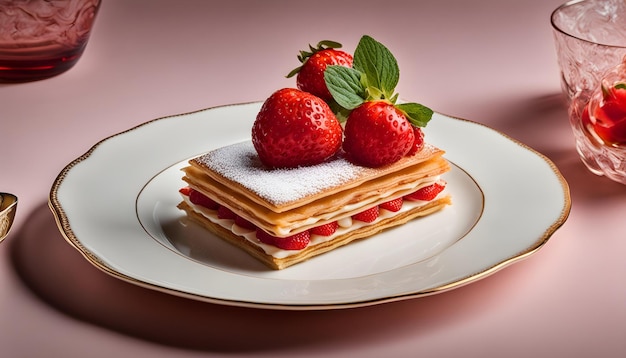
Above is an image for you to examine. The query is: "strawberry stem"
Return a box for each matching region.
[286,40,344,78]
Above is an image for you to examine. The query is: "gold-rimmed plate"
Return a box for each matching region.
[49,102,571,310]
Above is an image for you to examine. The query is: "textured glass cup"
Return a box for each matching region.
[551,0,626,183]
[0,0,100,82]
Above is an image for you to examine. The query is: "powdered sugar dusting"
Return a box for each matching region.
[195,141,365,205]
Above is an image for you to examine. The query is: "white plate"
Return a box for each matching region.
[49,102,571,310]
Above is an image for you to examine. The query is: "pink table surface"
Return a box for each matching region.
[1,0,625,357]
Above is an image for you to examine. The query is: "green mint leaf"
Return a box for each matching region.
[396,102,434,127]
[324,65,366,110]
[353,35,399,100]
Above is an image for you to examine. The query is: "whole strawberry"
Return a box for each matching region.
[252,88,343,168]
[287,41,353,101]
[323,35,434,168]
[407,126,425,155]
[343,100,415,167]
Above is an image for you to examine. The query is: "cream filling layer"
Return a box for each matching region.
[270,177,439,236]
[181,189,442,259]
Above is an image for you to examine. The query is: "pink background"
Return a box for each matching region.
[1,0,625,357]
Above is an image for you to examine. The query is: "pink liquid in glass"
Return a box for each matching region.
[0,0,100,82]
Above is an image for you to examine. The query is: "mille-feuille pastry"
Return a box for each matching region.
[178,140,450,270]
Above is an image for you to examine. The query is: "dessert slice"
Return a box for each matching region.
[178,35,451,269]
[177,141,451,270]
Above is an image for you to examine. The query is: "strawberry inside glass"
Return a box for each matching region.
[587,83,626,145]
[583,81,626,146]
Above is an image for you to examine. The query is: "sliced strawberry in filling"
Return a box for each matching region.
[380,197,403,212]
[234,215,257,230]
[255,228,276,245]
[256,228,310,250]
[404,181,446,201]
[352,206,379,223]
[183,179,445,253]
[310,221,339,236]
[188,188,220,209]
[217,205,237,220]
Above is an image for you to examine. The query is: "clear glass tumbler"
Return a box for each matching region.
[551,0,626,183]
[0,0,101,82]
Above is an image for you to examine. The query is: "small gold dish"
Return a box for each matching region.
[0,193,17,242]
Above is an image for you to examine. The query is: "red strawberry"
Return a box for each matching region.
[343,100,415,167]
[255,229,275,245]
[188,189,220,209]
[217,205,237,220]
[310,221,339,236]
[588,83,626,145]
[404,181,446,201]
[287,41,353,101]
[179,186,192,196]
[274,232,311,250]
[256,229,310,250]
[352,206,379,223]
[406,126,425,156]
[380,197,403,212]
[251,88,343,168]
[235,216,256,230]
